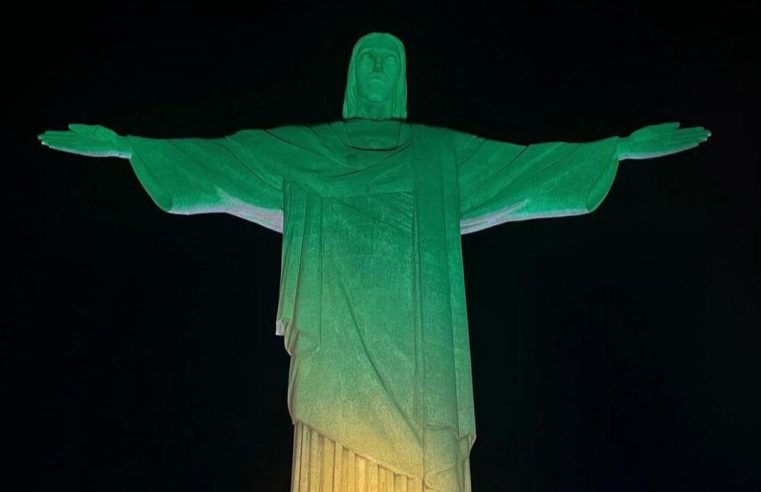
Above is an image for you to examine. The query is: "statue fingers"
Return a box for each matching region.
[39,130,77,139]
[665,133,710,147]
[679,125,708,133]
[39,130,98,150]
[39,134,88,148]
[42,141,117,157]
[40,139,89,152]
[40,126,118,150]
[640,129,710,150]
[673,127,710,138]
[40,140,87,154]
[683,128,711,141]
[40,133,112,155]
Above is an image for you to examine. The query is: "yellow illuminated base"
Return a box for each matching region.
[291,421,472,491]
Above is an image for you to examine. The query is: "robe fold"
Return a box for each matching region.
[125,122,619,491]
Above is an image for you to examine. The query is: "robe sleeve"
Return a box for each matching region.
[125,129,290,233]
[456,132,621,234]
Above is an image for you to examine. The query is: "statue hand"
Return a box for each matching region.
[617,122,711,160]
[38,124,133,159]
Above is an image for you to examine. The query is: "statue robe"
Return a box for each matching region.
[125,121,619,491]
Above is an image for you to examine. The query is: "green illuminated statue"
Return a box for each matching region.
[39,33,710,492]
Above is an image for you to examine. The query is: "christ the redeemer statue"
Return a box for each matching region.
[39,32,710,492]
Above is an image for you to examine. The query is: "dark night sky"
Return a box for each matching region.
[6,1,760,491]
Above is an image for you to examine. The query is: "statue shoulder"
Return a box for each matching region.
[407,122,469,136]
[229,124,321,146]
[408,123,481,147]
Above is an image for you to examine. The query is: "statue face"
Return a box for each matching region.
[354,37,401,104]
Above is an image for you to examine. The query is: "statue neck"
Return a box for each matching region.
[354,99,393,120]
[340,118,409,150]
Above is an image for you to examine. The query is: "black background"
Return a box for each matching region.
[6,1,760,491]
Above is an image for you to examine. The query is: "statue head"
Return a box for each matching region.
[342,32,407,120]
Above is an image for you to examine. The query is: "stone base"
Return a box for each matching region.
[291,420,430,492]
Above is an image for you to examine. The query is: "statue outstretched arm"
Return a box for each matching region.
[39,124,287,232]
[456,122,710,234]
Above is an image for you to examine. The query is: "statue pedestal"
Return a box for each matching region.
[291,421,428,492]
